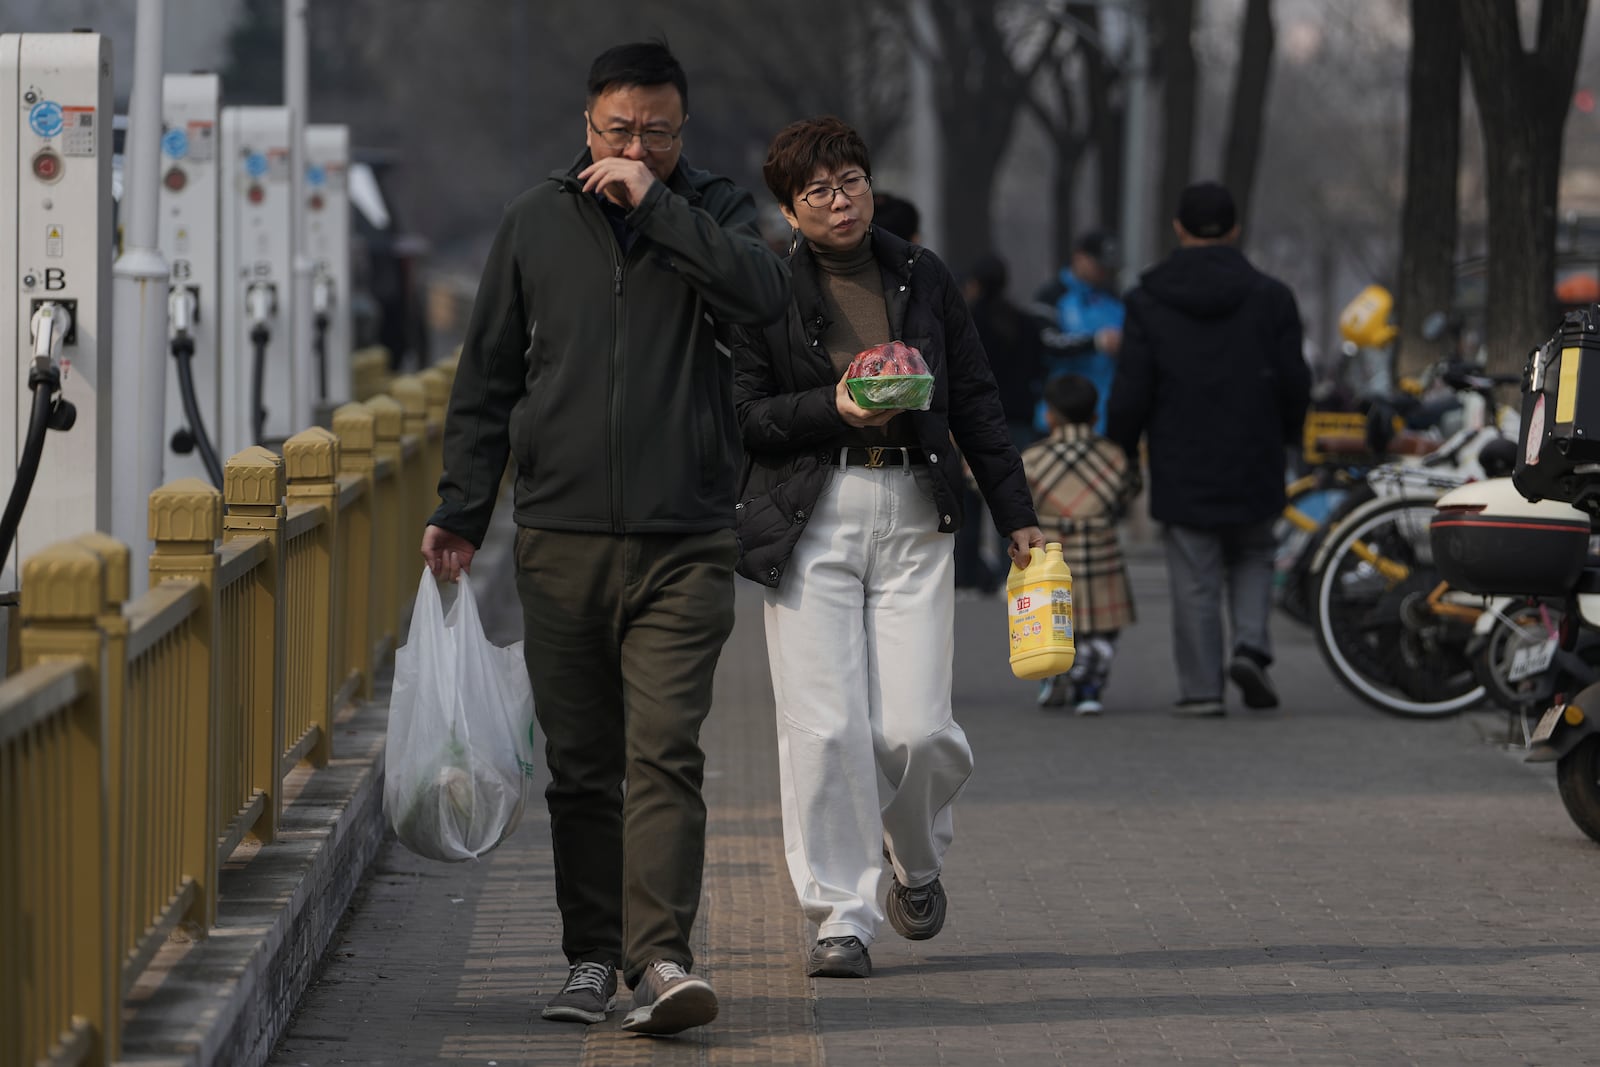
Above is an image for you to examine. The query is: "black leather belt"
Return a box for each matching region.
[835,446,927,468]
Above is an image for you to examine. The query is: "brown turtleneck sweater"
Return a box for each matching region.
[815,237,918,449]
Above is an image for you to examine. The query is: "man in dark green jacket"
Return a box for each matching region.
[420,41,787,1036]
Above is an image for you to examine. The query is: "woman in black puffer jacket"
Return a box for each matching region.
[730,116,1040,982]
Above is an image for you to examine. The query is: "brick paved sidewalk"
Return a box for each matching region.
[271,549,1600,1066]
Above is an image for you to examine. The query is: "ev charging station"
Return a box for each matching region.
[305,123,351,412]
[220,105,295,455]
[0,32,114,583]
[158,72,223,486]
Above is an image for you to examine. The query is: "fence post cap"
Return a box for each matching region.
[150,477,224,542]
[224,447,286,508]
[364,394,404,439]
[391,376,427,415]
[285,427,341,482]
[420,365,451,394]
[73,531,130,606]
[20,541,105,620]
[333,403,377,449]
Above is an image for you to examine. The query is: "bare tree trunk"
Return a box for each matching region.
[1085,41,1122,247]
[1027,11,1110,269]
[1394,0,1462,378]
[1154,0,1198,257]
[918,0,1058,272]
[1222,0,1276,229]
[1460,0,1587,375]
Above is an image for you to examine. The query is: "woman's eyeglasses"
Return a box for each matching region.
[800,174,872,209]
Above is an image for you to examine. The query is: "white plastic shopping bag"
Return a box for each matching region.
[384,569,536,861]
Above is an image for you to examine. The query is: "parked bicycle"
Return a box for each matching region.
[1276,298,1475,626]
[1309,363,1521,717]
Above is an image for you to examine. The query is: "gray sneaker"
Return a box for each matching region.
[886,876,947,940]
[1174,698,1226,717]
[621,959,718,1035]
[541,960,617,1024]
[808,936,872,978]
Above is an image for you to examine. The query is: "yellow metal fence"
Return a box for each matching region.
[0,363,454,1067]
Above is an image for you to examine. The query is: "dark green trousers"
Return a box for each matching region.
[513,526,737,987]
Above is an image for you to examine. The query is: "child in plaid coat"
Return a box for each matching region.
[1021,374,1139,713]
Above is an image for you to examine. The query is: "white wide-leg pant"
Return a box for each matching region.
[763,460,975,944]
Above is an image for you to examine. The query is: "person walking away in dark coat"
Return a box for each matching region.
[1105,180,1310,717]
[732,116,1042,981]
[1023,373,1139,714]
[870,190,922,243]
[967,254,1044,453]
[419,40,788,1034]
[955,253,1043,592]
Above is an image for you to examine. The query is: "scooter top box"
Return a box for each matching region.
[1431,479,1591,597]
[1516,304,1600,509]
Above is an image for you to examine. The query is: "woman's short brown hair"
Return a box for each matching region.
[762,116,872,210]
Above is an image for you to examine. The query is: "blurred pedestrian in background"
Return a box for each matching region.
[871,189,922,243]
[1106,181,1310,717]
[1022,373,1138,715]
[957,252,1043,593]
[1033,231,1124,434]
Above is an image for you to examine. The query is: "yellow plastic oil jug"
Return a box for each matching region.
[1007,542,1075,680]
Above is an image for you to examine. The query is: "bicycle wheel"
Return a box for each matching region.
[1313,497,1485,716]
[1278,480,1373,625]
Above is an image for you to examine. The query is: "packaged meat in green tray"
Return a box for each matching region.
[845,340,934,411]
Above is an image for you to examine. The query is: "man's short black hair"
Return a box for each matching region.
[967,253,1008,300]
[1073,230,1116,265]
[1044,373,1099,425]
[872,191,920,242]
[587,40,689,113]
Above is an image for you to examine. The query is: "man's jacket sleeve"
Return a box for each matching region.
[629,181,789,327]
[1105,296,1154,458]
[1275,285,1312,445]
[428,207,527,548]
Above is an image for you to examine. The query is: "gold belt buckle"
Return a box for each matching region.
[865,446,886,469]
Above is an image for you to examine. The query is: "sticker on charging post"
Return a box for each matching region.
[187,121,215,163]
[60,107,96,157]
[45,225,63,258]
[162,127,189,159]
[267,148,290,182]
[29,100,64,138]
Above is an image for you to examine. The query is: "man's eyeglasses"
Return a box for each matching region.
[800,174,872,209]
[587,114,682,153]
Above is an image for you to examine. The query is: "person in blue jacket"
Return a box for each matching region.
[1032,231,1124,434]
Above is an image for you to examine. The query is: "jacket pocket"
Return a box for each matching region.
[508,320,548,479]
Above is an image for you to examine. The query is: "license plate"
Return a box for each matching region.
[1531,704,1566,745]
[1508,636,1559,682]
